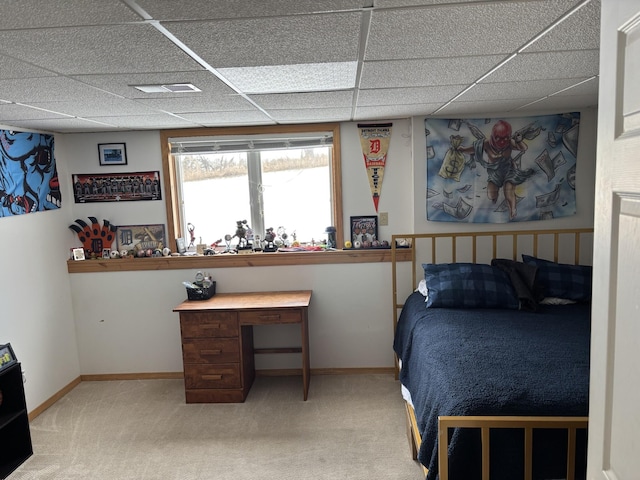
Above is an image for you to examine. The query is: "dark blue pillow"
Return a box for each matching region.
[521,255,592,302]
[422,263,519,309]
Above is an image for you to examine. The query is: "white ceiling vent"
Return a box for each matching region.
[133,83,201,93]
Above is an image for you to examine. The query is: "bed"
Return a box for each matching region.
[390,228,593,480]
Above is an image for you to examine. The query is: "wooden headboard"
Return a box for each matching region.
[390,228,594,336]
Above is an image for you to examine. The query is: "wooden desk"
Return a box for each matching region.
[173,290,312,403]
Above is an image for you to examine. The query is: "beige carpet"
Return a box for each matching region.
[11,375,424,480]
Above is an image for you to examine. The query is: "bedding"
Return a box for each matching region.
[393,291,590,480]
[522,254,592,302]
[422,263,520,309]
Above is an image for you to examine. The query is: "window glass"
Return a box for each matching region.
[163,124,341,250]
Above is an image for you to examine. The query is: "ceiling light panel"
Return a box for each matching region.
[219,62,358,94]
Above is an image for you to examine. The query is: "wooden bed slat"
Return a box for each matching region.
[437,416,589,480]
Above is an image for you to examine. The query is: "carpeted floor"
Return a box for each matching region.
[11,374,423,479]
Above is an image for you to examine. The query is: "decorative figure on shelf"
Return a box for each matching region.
[69,217,116,257]
[233,219,251,251]
[187,223,196,249]
[263,227,277,252]
[223,234,233,253]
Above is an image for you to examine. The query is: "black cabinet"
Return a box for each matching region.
[0,363,32,479]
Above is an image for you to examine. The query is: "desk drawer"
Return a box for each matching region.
[184,364,240,389]
[238,309,301,325]
[182,338,240,364]
[180,312,238,338]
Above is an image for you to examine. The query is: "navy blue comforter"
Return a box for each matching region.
[393,291,590,480]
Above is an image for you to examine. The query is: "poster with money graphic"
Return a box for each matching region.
[425,113,580,223]
[358,123,392,212]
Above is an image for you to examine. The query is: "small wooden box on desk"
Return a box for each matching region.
[173,290,312,403]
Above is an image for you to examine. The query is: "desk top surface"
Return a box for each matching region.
[173,290,312,312]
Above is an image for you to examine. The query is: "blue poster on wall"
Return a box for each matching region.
[425,113,579,223]
[0,129,61,217]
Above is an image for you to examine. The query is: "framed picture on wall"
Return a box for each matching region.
[350,216,378,248]
[98,143,127,166]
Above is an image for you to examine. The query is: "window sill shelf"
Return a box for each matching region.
[66,248,413,273]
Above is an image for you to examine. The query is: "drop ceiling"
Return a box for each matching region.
[0,0,600,134]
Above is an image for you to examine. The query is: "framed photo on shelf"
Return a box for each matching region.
[98,143,127,166]
[116,224,167,253]
[0,343,17,371]
[350,216,378,247]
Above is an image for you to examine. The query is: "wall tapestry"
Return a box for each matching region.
[0,130,61,217]
[72,171,161,203]
[358,123,392,212]
[425,113,580,223]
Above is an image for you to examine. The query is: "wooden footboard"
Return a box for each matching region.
[404,401,588,480]
[438,415,588,480]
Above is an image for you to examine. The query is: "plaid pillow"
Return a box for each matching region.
[422,263,519,309]
[521,255,592,302]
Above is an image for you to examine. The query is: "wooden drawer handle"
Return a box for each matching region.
[202,323,221,329]
[202,374,223,381]
[259,314,281,321]
[201,349,222,356]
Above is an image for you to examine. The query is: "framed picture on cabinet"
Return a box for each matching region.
[0,343,17,372]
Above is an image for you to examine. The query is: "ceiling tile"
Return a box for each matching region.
[459,78,595,102]
[0,77,121,103]
[27,98,161,118]
[249,91,355,109]
[360,55,506,89]
[84,114,199,129]
[5,117,120,133]
[266,108,353,123]
[163,13,362,68]
[483,50,600,83]
[365,0,581,61]
[0,103,72,121]
[0,24,201,75]
[436,98,542,116]
[524,0,601,52]
[0,0,141,29]
[135,95,256,113]
[178,110,275,126]
[0,54,57,80]
[357,85,464,106]
[136,0,368,20]
[355,104,441,119]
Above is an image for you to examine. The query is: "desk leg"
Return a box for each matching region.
[301,307,310,400]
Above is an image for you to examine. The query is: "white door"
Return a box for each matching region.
[588,0,640,479]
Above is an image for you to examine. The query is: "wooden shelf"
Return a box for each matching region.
[67,248,413,273]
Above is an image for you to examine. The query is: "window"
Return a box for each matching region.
[161,124,343,251]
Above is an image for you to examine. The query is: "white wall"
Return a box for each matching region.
[0,129,80,411]
[1,110,596,410]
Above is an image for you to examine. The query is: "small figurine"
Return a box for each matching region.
[233,220,251,251]
[263,227,277,252]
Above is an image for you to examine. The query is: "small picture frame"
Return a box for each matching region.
[350,216,378,247]
[98,143,127,166]
[176,237,186,254]
[72,247,86,261]
[102,248,111,259]
[0,343,17,371]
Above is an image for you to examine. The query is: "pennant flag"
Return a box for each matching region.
[358,123,392,212]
